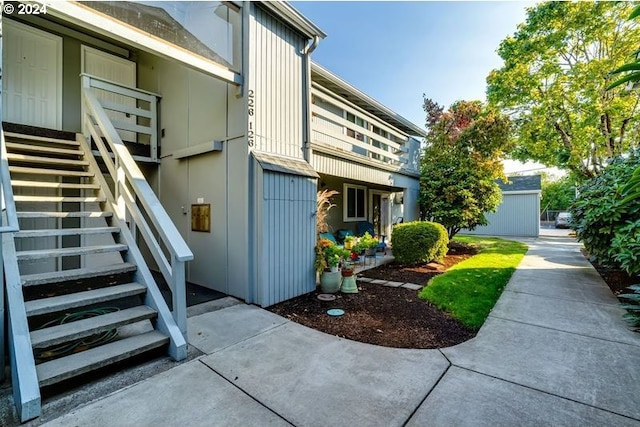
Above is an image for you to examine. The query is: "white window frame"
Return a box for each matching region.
[343,183,367,222]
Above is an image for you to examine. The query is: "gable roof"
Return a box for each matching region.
[499,175,542,192]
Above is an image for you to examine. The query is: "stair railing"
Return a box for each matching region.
[81,76,193,337]
[81,73,159,161]
[1,129,40,421]
[0,130,19,233]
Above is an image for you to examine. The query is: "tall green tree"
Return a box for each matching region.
[541,175,575,212]
[419,99,511,239]
[487,2,640,180]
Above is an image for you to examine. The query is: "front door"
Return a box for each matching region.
[81,45,137,142]
[370,191,391,238]
[3,20,62,129]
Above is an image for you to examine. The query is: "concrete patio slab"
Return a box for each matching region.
[201,322,450,427]
[188,304,288,354]
[407,367,640,427]
[41,361,290,427]
[443,317,640,420]
[402,283,422,290]
[491,291,639,345]
[370,279,387,285]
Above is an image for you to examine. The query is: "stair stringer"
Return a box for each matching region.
[2,229,41,422]
[77,135,187,360]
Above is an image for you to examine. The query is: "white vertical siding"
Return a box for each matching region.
[259,171,317,307]
[250,5,305,158]
[463,193,540,237]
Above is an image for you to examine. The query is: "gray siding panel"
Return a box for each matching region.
[259,171,316,307]
[251,6,305,158]
[464,193,540,237]
[311,151,420,191]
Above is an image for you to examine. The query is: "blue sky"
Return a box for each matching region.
[292,1,533,130]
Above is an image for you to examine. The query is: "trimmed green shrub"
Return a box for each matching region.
[391,221,449,264]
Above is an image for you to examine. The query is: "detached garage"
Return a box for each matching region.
[463,175,541,238]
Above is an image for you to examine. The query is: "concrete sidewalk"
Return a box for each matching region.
[40,235,640,426]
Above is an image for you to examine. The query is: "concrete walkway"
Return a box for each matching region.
[40,234,640,426]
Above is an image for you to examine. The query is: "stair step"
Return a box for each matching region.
[36,330,168,387]
[10,166,94,177]
[17,211,112,219]
[31,305,156,349]
[6,142,83,157]
[22,263,137,286]
[4,132,80,147]
[14,195,106,203]
[7,153,89,167]
[17,244,128,260]
[16,227,120,238]
[25,283,147,317]
[11,180,100,190]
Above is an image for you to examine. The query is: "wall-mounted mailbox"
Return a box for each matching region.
[191,204,211,232]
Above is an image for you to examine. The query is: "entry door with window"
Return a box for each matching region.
[3,20,62,129]
[370,191,391,238]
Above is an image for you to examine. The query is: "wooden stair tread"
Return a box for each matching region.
[21,263,137,286]
[14,195,105,203]
[16,227,120,238]
[7,153,89,166]
[36,331,168,387]
[6,142,83,156]
[17,211,112,219]
[25,283,147,317]
[17,244,128,260]
[9,166,94,177]
[31,305,156,349]
[11,180,100,190]
[4,132,80,147]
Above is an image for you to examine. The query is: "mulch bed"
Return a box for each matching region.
[270,242,639,349]
[581,249,638,295]
[268,242,479,349]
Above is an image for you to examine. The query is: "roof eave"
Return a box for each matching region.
[260,2,326,40]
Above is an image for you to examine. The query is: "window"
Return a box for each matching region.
[344,184,366,221]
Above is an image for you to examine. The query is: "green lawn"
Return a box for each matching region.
[419,236,528,330]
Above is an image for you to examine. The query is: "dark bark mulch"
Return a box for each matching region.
[268,242,479,349]
[582,249,638,295]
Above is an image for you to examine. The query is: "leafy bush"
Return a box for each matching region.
[391,221,449,264]
[570,154,640,274]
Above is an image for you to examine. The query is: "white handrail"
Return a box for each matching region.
[82,78,193,334]
[0,130,19,233]
[2,220,40,421]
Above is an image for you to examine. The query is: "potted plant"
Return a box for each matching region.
[340,259,358,293]
[316,239,349,293]
[344,235,356,250]
[360,232,380,256]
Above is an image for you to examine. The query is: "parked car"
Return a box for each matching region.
[555,212,572,229]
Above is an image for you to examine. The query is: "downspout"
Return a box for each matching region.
[301,36,320,163]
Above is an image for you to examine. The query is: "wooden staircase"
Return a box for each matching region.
[2,130,187,420]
